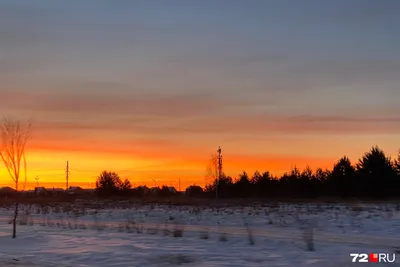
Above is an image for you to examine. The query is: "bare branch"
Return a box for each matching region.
[0,117,31,239]
[205,153,219,182]
[0,117,32,191]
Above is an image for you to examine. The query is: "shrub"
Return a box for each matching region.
[219,233,228,242]
[303,225,315,251]
[199,230,209,239]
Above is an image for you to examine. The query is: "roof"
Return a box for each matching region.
[35,187,47,193]
[68,186,83,190]
[0,187,16,192]
[51,188,65,192]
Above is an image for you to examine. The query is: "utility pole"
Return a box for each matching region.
[66,161,69,190]
[216,146,222,199]
[34,176,39,188]
[179,178,181,192]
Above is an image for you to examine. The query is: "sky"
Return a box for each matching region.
[1,0,400,189]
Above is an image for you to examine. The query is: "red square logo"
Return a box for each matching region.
[369,253,378,263]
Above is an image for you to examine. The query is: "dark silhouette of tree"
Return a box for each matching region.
[280,166,301,196]
[314,168,331,196]
[395,150,400,175]
[0,117,32,239]
[185,185,204,197]
[132,185,148,197]
[330,156,355,197]
[159,186,177,197]
[395,150,400,192]
[301,166,313,180]
[205,153,219,189]
[300,166,319,197]
[356,146,397,198]
[119,178,132,195]
[199,146,400,199]
[218,175,234,197]
[92,146,400,200]
[315,168,330,182]
[233,171,251,197]
[251,171,276,197]
[250,171,262,184]
[95,171,124,196]
[205,175,233,198]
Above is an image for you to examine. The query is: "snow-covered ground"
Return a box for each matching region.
[1,202,400,266]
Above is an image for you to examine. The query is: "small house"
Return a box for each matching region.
[0,187,17,197]
[50,188,65,196]
[35,187,47,196]
[68,186,84,194]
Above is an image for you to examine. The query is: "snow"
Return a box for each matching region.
[0,202,400,266]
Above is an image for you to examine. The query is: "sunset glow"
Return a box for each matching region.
[1,1,399,190]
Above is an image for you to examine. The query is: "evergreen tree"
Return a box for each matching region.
[356,146,397,198]
[330,156,355,197]
[395,150,400,175]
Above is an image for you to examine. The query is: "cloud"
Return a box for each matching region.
[22,106,400,143]
[149,113,400,135]
[295,60,400,85]
[0,89,226,118]
[330,0,400,21]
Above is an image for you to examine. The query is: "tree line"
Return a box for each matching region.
[96,146,400,199]
[203,146,399,199]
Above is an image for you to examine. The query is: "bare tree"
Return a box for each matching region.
[0,117,32,238]
[205,153,223,198]
[205,153,219,186]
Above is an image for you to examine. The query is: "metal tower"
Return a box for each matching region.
[216,146,223,199]
[66,161,69,190]
[217,146,222,179]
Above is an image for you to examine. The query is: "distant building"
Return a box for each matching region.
[83,188,95,194]
[0,187,17,197]
[50,188,65,196]
[67,186,84,194]
[0,186,16,193]
[51,188,64,191]
[35,187,47,196]
[24,189,35,196]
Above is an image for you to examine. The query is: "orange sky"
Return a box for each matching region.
[1,133,399,190]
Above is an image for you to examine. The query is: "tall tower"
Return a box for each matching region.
[216,146,222,199]
[217,146,222,180]
[66,161,69,190]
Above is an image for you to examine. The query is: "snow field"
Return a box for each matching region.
[0,202,399,266]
